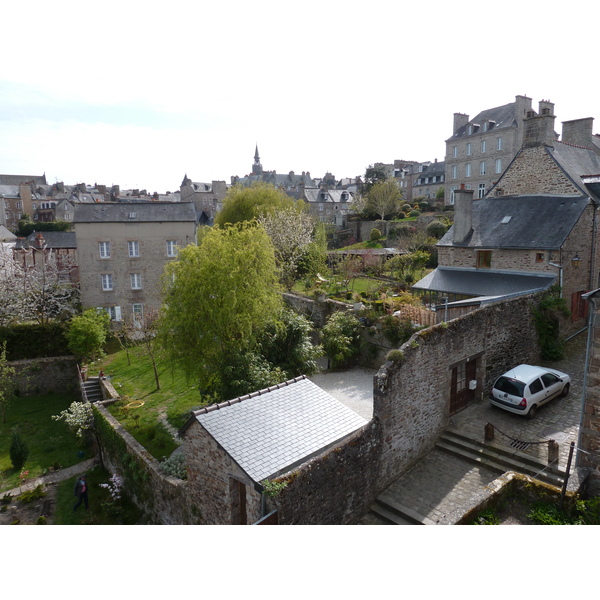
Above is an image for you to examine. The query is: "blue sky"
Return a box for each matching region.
[2,1,597,193]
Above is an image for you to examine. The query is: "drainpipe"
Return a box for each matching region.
[548,261,563,296]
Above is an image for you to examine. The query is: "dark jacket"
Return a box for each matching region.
[74,478,88,498]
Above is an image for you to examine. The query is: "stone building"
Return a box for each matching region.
[410,159,445,202]
[445,95,536,204]
[73,202,197,324]
[0,173,45,230]
[301,187,353,227]
[180,175,227,224]
[180,376,367,524]
[416,102,600,325]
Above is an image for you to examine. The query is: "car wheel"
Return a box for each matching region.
[561,383,570,398]
[527,405,537,419]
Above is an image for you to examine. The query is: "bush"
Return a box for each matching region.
[0,323,70,360]
[10,429,29,470]
[160,452,188,480]
[409,210,421,218]
[321,312,362,369]
[370,228,382,242]
[386,349,404,363]
[426,220,448,239]
[19,485,46,504]
[402,204,411,212]
[380,315,415,346]
[67,309,111,362]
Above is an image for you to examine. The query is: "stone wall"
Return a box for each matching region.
[11,356,79,396]
[268,422,382,524]
[282,292,351,328]
[93,403,192,524]
[373,293,541,490]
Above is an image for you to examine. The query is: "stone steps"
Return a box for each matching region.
[82,378,103,403]
[436,428,565,488]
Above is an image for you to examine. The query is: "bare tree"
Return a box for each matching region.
[367,179,402,221]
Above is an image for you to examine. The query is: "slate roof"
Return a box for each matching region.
[14,231,77,250]
[186,376,368,483]
[0,174,46,186]
[73,202,197,223]
[438,194,589,250]
[413,266,556,297]
[303,188,353,203]
[548,142,600,199]
[447,101,521,141]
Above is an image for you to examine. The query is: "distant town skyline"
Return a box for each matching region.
[2,2,597,194]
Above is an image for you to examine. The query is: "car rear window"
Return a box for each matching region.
[495,376,525,397]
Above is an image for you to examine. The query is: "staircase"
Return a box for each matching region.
[82,377,103,403]
[366,428,566,525]
[436,428,565,488]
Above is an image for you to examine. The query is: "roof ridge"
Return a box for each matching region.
[555,139,595,151]
[192,375,308,416]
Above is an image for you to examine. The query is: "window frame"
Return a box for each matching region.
[101,273,113,291]
[476,250,492,269]
[128,240,140,258]
[130,273,142,290]
[99,241,111,259]
[166,240,178,257]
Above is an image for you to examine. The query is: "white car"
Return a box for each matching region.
[489,364,571,419]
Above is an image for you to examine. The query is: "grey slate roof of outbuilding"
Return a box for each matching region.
[413,266,556,297]
[438,194,589,250]
[186,376,368,483]
[14,231,77,249]
[73,201,197,223]
[548,142,600,199]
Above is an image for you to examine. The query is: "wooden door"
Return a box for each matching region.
[450,359,476,415]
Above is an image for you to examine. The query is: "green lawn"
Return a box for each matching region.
[0,392,89,493]
[95,347,206,459]
[53,464,144,525]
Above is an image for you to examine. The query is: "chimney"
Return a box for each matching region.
[523,100,556,148]
[562,118,594,148]
[453,113,469,134]
[453,185,474,244]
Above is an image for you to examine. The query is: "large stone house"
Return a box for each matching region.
[179,176,228,225]
[73,202,197,324]
[444,95,537,205]
[416,101,600,325]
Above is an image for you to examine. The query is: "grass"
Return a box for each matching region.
[94,346,207,459]
[53,464,144,525]
[0,392,89,493]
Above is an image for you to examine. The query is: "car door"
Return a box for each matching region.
[527,377,547,407]
[540,372,562,402]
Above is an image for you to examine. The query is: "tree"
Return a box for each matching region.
[67,309,111,363]
[321,311,362,369]
[9,429,29,470]
[361,164,388,195]
[366,179,402,220]
[159,222,283,400]
[134,309,162,391]
[297,222,328,280]
[258,208,315,290]
[0,341,16,424]
[215,182,299,227]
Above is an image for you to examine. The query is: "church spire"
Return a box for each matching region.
[252,144,263,175]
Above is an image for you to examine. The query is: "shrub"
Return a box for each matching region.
[37,516,47,525]
[386,349,404,363]
[370,228,382,241]
[321,311,362,369]
[426,220,448,239]
[9,429,29,470]
[160,452,188,480]
[380,315,415,346]
[409,210,421,218]
[0,323,70,360]
[395,223,413,237]
[402,203,411,212]
[19,485,46,504]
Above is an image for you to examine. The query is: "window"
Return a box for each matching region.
[480,161,486,175]
[495,158,503,174]
[166,240,178,257]
[101,306,122,321]
[529,378,544,394]
[478,184,486,199]
[16,201,22,209]
[497,137,503,151]
[481,140,486,153]
[128,241,140,257]
[452,146,458,158]
[477,251,492,268]
[101,274,113,291]
[64,212,70,220]
[450,186,458,204]
[466,143,472,156]
[465,163,471,177]
[32,203,37,210]
[99,241,111,258]
[130,273,142,289]
[536,252,545,263]
[132,303,144,324]
[451,166,458,179]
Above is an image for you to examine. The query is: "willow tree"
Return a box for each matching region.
[159,222,283,400]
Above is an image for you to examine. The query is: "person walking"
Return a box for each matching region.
[74,473,89,511]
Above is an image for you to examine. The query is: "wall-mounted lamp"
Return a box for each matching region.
[571,254,581,269]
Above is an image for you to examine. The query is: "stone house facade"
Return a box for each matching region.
[445,95,536,205]
[73,202,197,324]
[301,187,353,227]
[180,176,228,224]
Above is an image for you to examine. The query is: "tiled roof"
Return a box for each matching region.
[14,231,77,249]
[189,376,368,483]
[73,201,197,223]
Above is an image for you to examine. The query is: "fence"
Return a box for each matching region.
[393,304,436,327]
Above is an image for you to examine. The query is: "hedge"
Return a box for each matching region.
[0,323,70,360]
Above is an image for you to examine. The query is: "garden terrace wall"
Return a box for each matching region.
[11,356,79,396]
[93,402,192,524]
[267,421,382,524]
[282,292,351,328]
[373,294,541,490]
